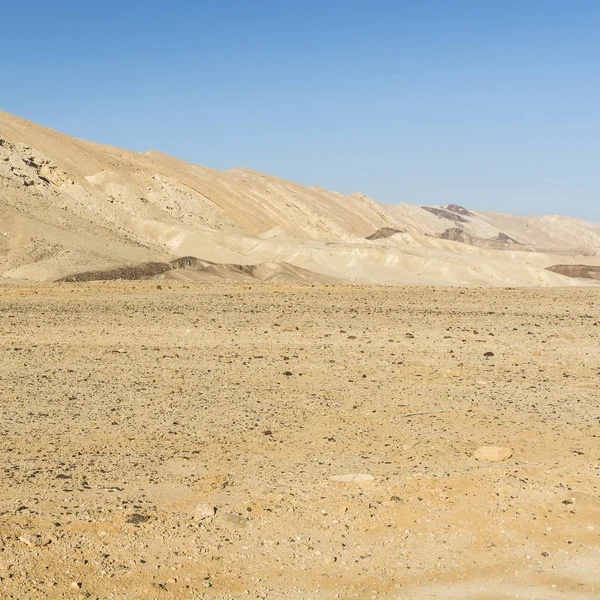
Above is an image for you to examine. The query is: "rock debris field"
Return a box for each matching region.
[0,282,598,599]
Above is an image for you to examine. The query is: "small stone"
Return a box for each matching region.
[323,555,337,565]
[18,534,43,547]
[445,370,461,377]
[126,513,151,524]
[483,351,495,357]
[474,446,513,462]
[194,503,217,520]
[329,473,374,483]
[405,333,414,339]
[283,371,293,376]
[71,581,82,589]
[166,577,177,584]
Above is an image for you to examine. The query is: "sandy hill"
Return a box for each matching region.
[1,109,599,285]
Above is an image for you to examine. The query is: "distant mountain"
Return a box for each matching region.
[1,110,599,285]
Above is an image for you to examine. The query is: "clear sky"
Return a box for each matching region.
[3,0,599,221]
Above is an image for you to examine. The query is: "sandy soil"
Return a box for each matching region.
[0,282,598,599]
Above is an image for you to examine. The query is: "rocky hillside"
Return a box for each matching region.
[1,110,599,285]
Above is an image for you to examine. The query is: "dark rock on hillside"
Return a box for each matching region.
[366,227,405,241]
[439,228,531,251]
[546,264,600,281]
[494,232,523,245]
[442,204,475,217]
[421,206,469,224]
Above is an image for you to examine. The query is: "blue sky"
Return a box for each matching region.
[3,0,599,221]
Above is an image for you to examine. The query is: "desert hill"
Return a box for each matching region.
[1,109,599,285]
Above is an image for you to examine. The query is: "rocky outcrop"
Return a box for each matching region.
[365,227,405,240]
[441,204,474,217]
[494,232,523,245]
[439,228,530,250]
[421,206,470,224]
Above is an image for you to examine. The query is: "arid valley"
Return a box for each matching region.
[3,1,600,597]
[0,282,598,599]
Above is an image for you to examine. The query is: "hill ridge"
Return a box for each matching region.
[1,110,599,285]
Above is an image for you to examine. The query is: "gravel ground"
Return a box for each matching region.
[0,282,598,599]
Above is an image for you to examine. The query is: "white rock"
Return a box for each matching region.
[474,446,513,462]
[194,503,216,520]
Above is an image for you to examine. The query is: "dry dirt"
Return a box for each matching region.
[0,282,599,599]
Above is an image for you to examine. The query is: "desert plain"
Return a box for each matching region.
[0,281,598,599]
